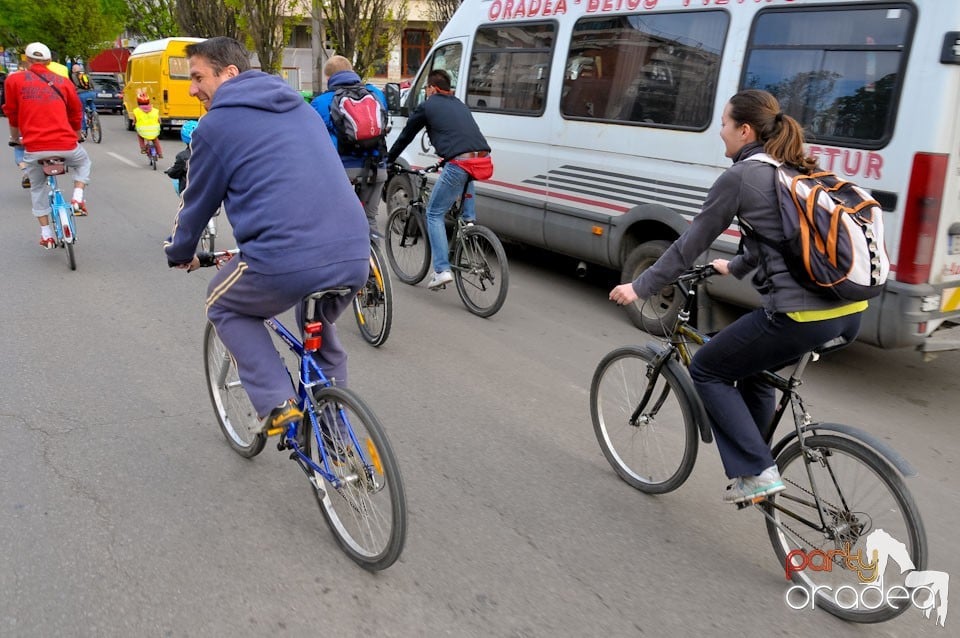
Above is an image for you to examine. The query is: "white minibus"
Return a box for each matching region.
[384,0,960,355]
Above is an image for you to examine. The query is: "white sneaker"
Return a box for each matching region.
[427,270,453,290]
[722,465,785,504]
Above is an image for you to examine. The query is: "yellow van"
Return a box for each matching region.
[123,37,205,132]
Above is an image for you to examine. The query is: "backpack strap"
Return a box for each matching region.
[29,70,67,104]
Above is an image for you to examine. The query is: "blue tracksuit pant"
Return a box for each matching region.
[205,256,369,417]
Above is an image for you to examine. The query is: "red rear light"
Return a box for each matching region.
[897,153,948,284]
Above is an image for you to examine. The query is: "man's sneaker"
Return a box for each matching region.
[722,465,785,504]
[255,399,302,436]
[427,270,454,290]
[71,200,88,216]
[20,174,30,189]
[39,236,56,249]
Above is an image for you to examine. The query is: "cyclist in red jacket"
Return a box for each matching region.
[3,42,92,248]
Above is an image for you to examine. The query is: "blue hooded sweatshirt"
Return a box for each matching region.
[165,71,369,274]
[310,70,388,169]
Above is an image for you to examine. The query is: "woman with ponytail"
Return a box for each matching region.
[609,89,865,504]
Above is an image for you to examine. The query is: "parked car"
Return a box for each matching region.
[88,73,123,113]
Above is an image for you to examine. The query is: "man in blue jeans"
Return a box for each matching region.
[386,69,491,290]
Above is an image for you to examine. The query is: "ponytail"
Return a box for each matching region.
[728,90,818,174]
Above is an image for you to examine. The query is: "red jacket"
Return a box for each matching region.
[2,64,82,152]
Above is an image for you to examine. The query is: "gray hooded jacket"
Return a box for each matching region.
[632,142,852,314]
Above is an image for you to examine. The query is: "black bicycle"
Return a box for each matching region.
[590,265,927,623]
[384,163,508,318]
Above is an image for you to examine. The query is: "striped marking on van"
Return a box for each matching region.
[524,164,710,216]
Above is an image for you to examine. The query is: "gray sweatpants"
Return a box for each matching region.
[346,166,387,232]
[23,146,91,216]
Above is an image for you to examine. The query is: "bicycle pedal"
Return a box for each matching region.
[265,426,285,437]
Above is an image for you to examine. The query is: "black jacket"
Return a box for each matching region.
[387,93,489,163]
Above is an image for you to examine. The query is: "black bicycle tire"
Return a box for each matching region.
[65,239,76,271]
[353,242,393,347]
[384,204,430,285]
[305,386,406,571]
[203,322,266,458]
[765,434,927,623]
[590,345,699,494]
[452,224,509,318]
[89,111,102,143]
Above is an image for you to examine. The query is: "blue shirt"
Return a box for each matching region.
[310,70,387,169]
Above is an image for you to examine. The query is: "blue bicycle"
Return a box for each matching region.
[198,251,406,570]
[39,156,78,271]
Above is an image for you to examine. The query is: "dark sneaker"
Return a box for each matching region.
[257,399,302,436]
[21,174,30,189]
[723,465,785,504]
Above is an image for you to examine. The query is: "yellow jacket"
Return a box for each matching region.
[134,107,161,139]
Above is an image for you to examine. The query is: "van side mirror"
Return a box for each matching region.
[384,83,402,114]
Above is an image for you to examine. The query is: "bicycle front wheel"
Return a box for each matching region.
[765,434,927,623]
[590,346,699,494]
[89,111,102,143]
[353,243,393,347]
[385,204,430,285]
[203,322,266,458]
[452,224,509,318]
[306,386,406,571]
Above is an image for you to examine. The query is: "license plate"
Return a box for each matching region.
[97,92,112,98]
[170,119,187,126]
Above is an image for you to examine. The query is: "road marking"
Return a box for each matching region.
[107,152,142,168]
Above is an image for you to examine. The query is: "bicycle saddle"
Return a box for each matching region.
[39,158,67,176]
[302,287,354,323]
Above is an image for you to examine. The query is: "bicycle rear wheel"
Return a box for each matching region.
[203,322,266,457]
[385,204,430,285]
[305,386,406,571]
[765,434,927,623]
[452,224,509,317]
[590,346,699,493]
[353,242,393,347]
[89,111,102,143]
[54,201,76,271]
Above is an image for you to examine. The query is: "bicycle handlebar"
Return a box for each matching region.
[387,162,443,178]
[675,264,717,285]
[195,249,238,268]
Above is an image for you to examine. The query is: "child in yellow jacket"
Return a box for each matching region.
[133,91,163,157]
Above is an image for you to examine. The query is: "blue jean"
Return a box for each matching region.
[688,308,862,478]
[425,163,475,273]
[13,145,25,166]
[205,256,369,417]
[78,91,96,130]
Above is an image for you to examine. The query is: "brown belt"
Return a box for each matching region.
[451,151,490,160]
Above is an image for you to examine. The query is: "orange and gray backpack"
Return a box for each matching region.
[744,153,890,301]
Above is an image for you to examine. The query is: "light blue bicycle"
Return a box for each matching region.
[39,156,78,271]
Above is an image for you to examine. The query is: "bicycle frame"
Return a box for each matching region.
[259,315,375,488]
[47,173,75,244]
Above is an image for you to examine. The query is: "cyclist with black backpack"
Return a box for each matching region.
[310,56,389,239]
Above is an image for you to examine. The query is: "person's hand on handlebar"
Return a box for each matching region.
[710,258,730,275]
[171,255,201,272]
[610,283,638,306]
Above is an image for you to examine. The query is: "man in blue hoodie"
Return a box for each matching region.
[310,56,388,237]
[164,37,370,435]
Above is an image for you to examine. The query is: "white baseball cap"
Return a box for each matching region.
[25,42,51,61]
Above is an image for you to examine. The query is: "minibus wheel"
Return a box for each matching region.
[621,239,680,336]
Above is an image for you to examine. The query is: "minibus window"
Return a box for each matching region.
[169,57,190,80]
[561,11,728,129]
[743,4,915,148]
[408,43,463,111]
[467,23,556,115]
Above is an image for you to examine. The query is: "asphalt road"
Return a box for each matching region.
[1,118,957,637]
